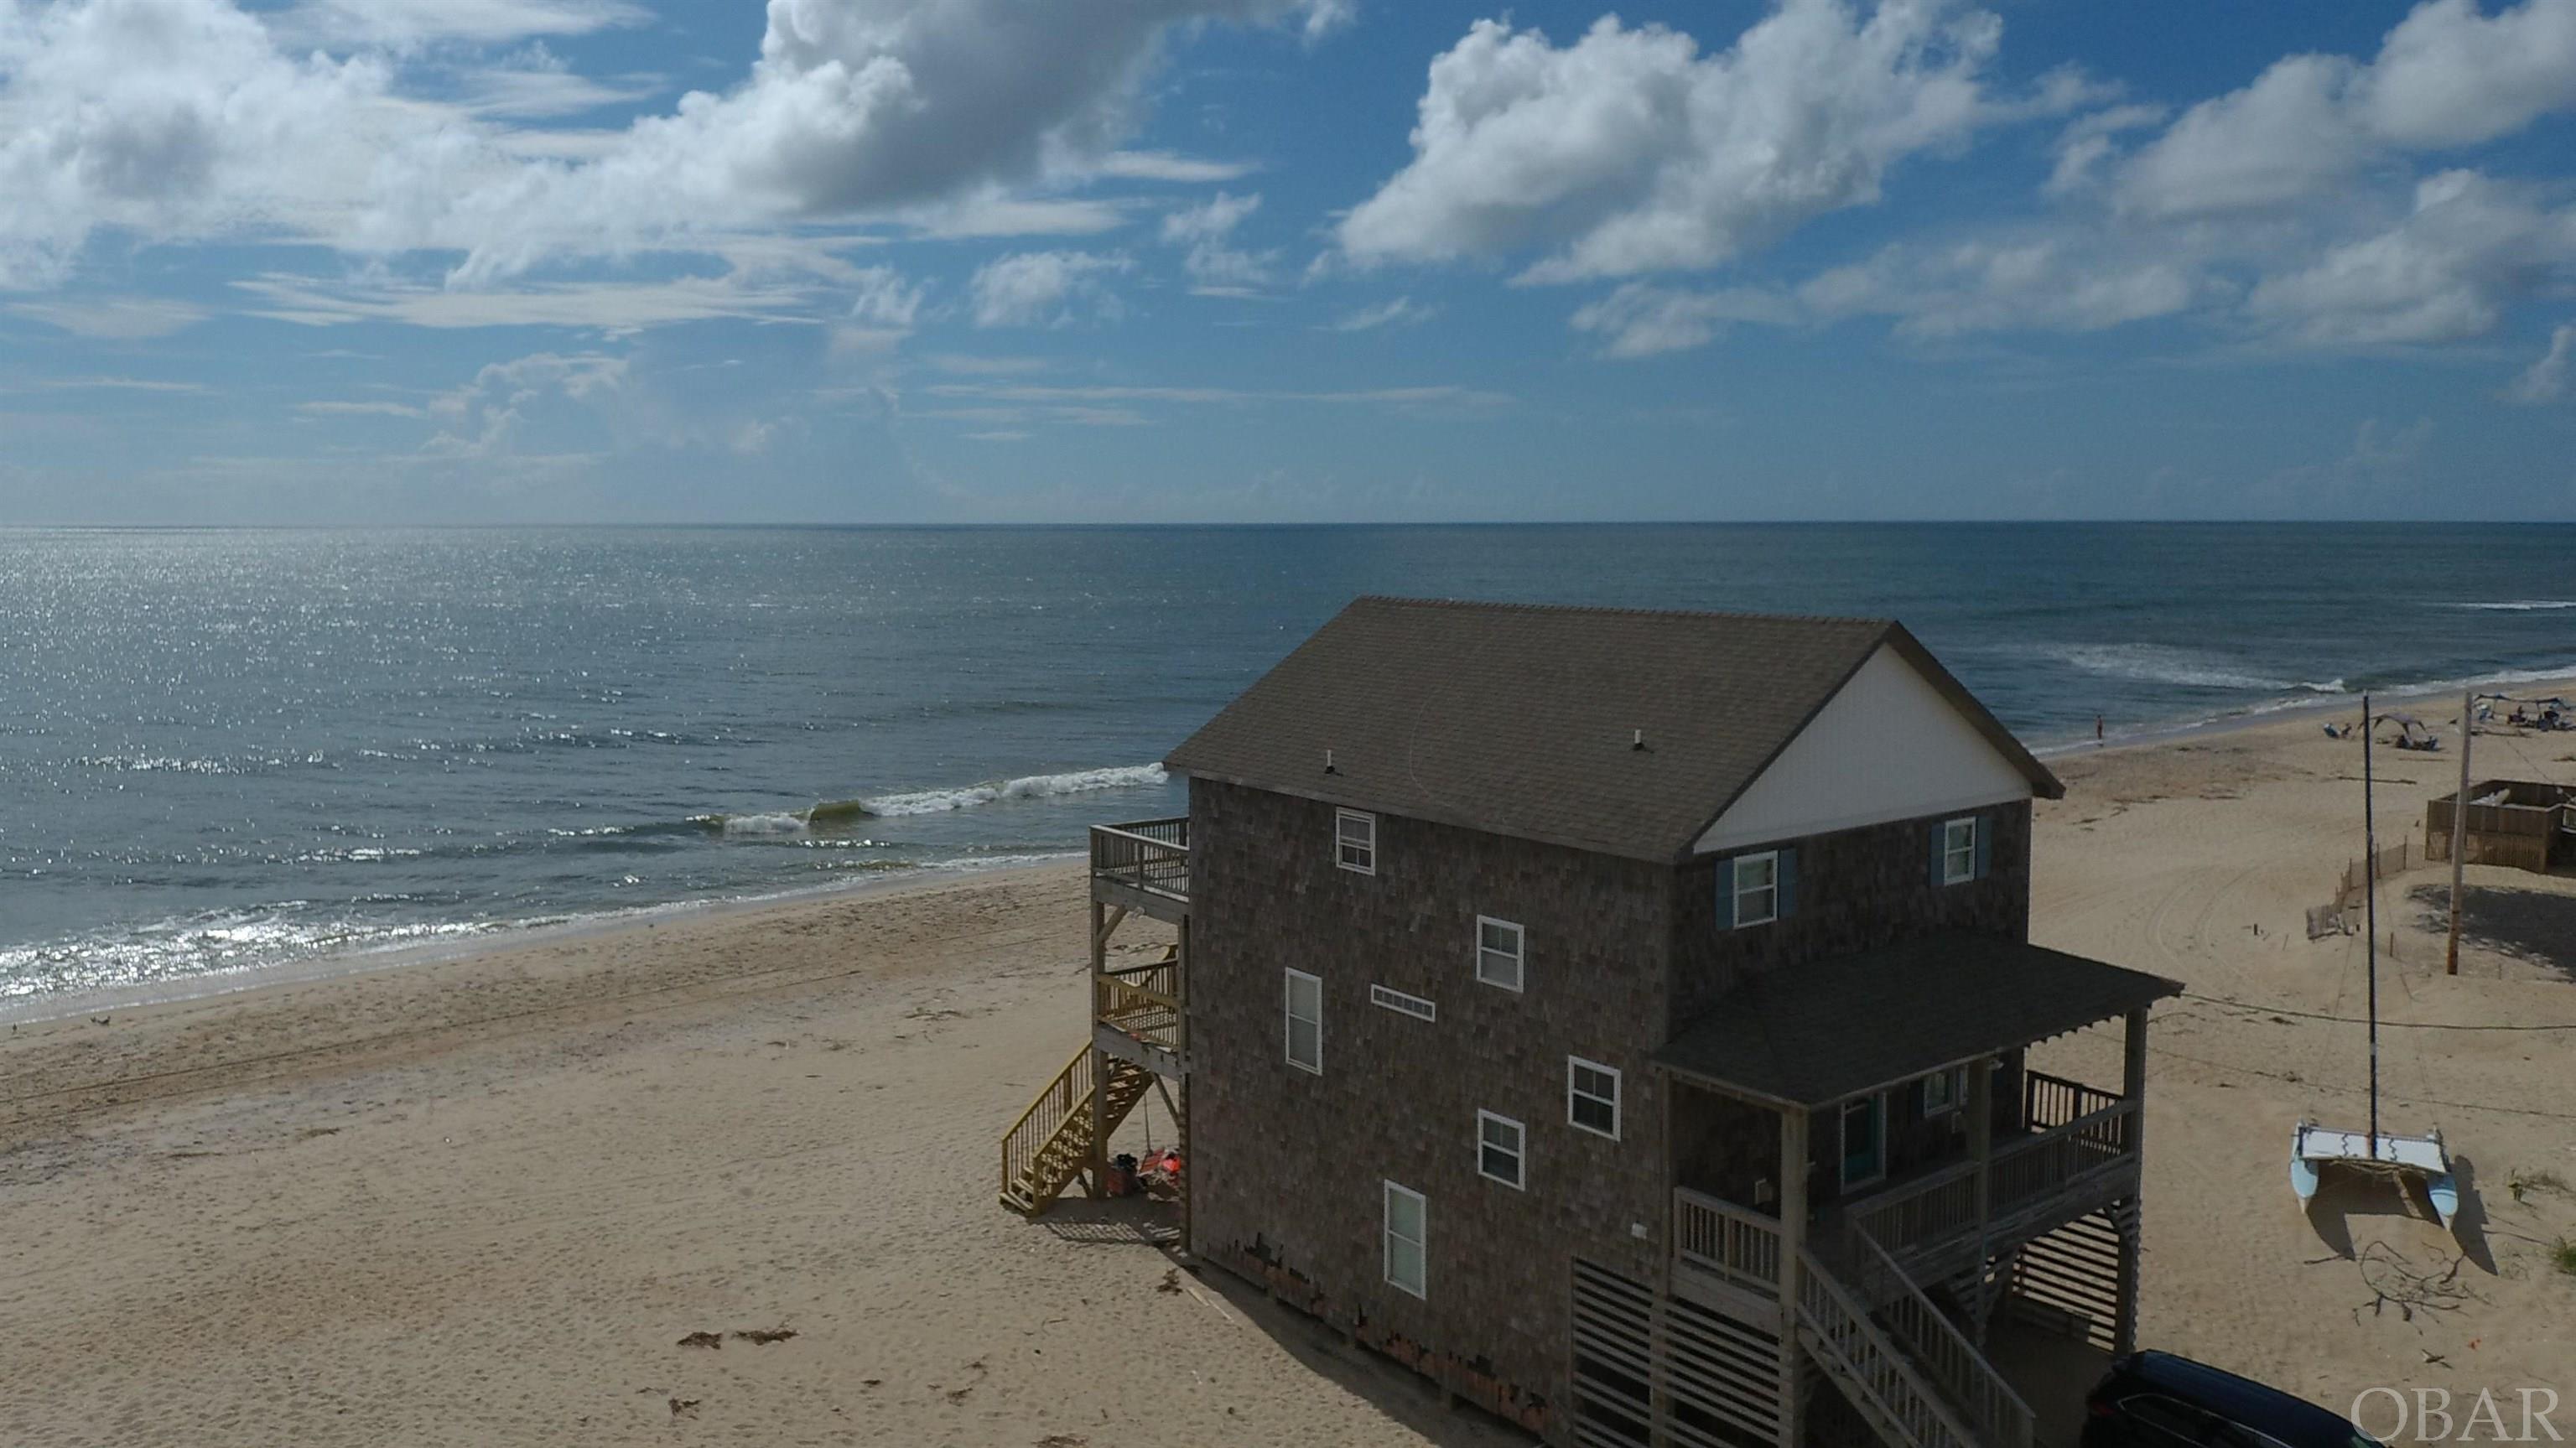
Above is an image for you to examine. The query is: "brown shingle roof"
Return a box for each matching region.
[1654,934,2181,1107]
[1162,597,2059,862]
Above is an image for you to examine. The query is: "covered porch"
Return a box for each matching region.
[1654,932,2178,1338]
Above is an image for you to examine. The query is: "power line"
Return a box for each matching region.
[2149,1043,2576,1123]
[2179,990,2576,1033]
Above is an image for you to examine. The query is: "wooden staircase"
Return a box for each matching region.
[998,1044,1155,1216]
[1796,1236,2034,1448]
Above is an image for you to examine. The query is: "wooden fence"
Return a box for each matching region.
[2306,840,2414,939]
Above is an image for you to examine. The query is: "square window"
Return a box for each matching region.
[1567,1056,1622,1140]
[1475,916,1524,992]
[1477,1110,1525,1189]
[1732,852,1778,927]
[1284,968,1322,1074]
[1337,809,1376,875]
[1942,817,1977,886]
[1384,1181,1427,1298]
[1923,1066,1966,1115]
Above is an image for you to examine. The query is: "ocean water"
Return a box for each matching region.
[6,522,2574,1010]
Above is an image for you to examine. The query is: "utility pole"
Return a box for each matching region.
[2447,688,2471,977]
[2362,695,2381,1155]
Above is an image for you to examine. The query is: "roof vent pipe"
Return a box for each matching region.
[1632,729,1646,751]
[1324,748,1337,774]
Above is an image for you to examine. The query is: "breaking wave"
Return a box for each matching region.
[865,763,1169,817]
[2036,643,2325,693]
[2444,600,2576,611]
[692,763,1169,836]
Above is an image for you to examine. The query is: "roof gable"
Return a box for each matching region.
[1693,643,2041,853]
[1163,597,2056,862]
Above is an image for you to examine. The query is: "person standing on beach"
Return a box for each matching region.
[2096,714,2106,746]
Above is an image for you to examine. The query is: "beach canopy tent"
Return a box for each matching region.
[2371,712,2441,750]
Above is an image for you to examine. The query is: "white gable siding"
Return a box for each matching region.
[1693,645,2032,854]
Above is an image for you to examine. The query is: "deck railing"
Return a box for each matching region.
[1090,817,1188,902]
[2023,1070,2122,1133]
[1000,1044,1094,1207]
[1990,1101,2135,1217]
[1843,1094,2137,1269]
[1846,1228,2036,1448]
[1095,952,1185,1052]
[1844,1158,1981,1265]
[1673,1186,1784,1289]
[1795,1248,1983,1448]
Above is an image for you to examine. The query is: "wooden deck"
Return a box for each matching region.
[1090,817,1188,920]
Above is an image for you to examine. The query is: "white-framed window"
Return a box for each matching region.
[1922,1065,1966,1116]
[1384,1181,1427,1299]
[1731,851,1779,927]
[1337,808,1377,875]
[1567,1056,1622,1140]
[1942,816,1977,886]
[1284,968,1322,1074]
[1476,916,1524,992]
[1370,983,1436,1021]
[1477,1110,1526,1189]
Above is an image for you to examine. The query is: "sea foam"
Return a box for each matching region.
[863,763,1170,817]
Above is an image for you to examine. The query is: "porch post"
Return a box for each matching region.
[2114,1006,2149,1354]
[1653,1077,1674,1448]
[1775,1106,1809,1448]
[1176,914,1193,1259]
[1085,899,1108,1199]
[1967,1056,1995,1341]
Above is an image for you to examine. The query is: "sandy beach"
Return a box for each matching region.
[4,705,2573,1445]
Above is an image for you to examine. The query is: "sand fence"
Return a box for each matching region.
[2305,840,2415,939]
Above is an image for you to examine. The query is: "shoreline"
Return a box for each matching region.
[2035,665,2576,758]
[8,661,2573,1029]
[0,852,1080,1030]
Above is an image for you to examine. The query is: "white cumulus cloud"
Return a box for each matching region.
[1335,2,2023,283]
[0,0,1348,292]
[969,251,1135,327]
[2118,0,2576,218]
[2243,169,2576,347]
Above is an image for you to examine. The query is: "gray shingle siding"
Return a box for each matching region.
[1668,802,2035,1032]
[1188,776,1668,1427]
[1188,781,2077,1431]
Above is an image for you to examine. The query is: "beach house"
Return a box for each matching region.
[1000,597,2179,1448]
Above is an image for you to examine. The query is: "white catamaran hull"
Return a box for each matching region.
[2292,1121,2457,1227]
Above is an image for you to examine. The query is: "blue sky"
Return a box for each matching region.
[4,0,2576,522]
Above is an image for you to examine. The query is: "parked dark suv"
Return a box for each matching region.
[2084,1352,2384,1448]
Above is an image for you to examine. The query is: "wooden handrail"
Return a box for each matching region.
[1843,1096,2137,1266]
[1845,1158,1981,1260]
[1796,1247,1984,1448]
[1848,1227,2035,1448]
[1673,1187,1784,1287]
[1992,1100,2135,1213]
[1000,1045,1093,1201]
[1089,821,1189,901]
[2023,1069,2122,1132]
